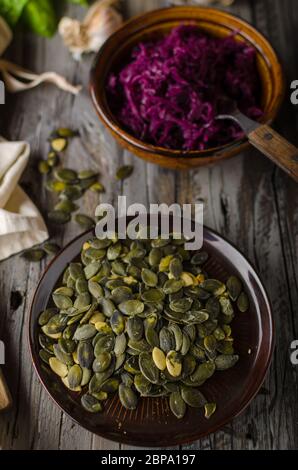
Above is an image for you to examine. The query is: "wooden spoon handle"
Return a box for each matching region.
[0,368,12,411]
[248,124,298,182]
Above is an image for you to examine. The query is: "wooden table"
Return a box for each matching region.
[0,0,297,450]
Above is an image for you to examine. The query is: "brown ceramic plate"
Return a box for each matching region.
[28,226,274,447]
[90,6,284,169]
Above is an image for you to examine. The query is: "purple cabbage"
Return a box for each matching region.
[106,25,262,151]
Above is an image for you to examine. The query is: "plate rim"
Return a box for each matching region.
[27,226,275,447]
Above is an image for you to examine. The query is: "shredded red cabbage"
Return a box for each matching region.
[106,25,262,151]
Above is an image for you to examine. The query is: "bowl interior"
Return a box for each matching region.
[90,6,284,158]
[29,225,274,446]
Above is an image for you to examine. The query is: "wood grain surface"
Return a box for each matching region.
[0,0,297,450]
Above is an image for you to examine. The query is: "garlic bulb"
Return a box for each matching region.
[59,0,123,60]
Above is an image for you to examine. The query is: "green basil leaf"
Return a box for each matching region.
[22,0,57,37]
[0,0,29,26]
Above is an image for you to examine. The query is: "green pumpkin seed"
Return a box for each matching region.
[204,402,216,418]
[168,323,183,351]
[22,248,46,262]
[54,198,78,213]
[116,165,134,180]
[114,333,127,356]
[134,374,152,395]
[94,334,115,355]
[190,251,208,265]
[141,289,165,303]
[166,350,182,377]
[124,355,140,374]
[38,160,50,174]
[101,298,116,318]
[55,168,78,184]
[53,344,74,365]
[152,347,166,371]
[107,242,122,260]
[61,185,82,200]
[149,248,162,267]
[49,357,68,377]
[75,214,95,229]
[47,151,59,167]
[141,268,158,287]
[39,349,52,364]
[111,286,132,304]
[110,311,125,335]
[58,338,76,354]
[139,352,159,384]
[163,279,184,295]
[169,258,183,279]
[84,261,101,280]
[88,281,104,300]
[93,352,112,372]
[48,209,71,225]
[190,361,215,385]
[215,354,239,370]
[56,127,78,138]
[159,327,175,353]
[74,324,97,341]
[127,316,143,341]
[68,364,83,389]
[43,242,60,255]
[219,296,234,316]
[237,291,249,312]
[38,308,58,326]
[44,314,68,334]
[170,297,193,313]
[201,279,226,296]
[181,386,207,407]
[119,299,144,316]
[81,393,102,413]
[119,383,138,409]
[226,276,242,301]
[90,182,105,193]
[51,138,68,152]
[145,326,159,348]
[169,391,186,419]
[101,377,120,393]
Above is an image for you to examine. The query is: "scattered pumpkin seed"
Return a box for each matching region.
[116,165,134,180]
[51,138,68,152]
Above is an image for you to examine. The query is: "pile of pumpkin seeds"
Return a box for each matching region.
[38,234,249,419]
[39,127,105,229]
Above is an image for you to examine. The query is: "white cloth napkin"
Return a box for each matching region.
[0,139,48,261]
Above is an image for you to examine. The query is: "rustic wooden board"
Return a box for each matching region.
[0,0,297,451]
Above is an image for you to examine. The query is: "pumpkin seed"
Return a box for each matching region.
[101,298,116,317]
[90,182,105,193]
[127,316,143,341]
[119,299,144,316]
[201,279,226,296]
[101,377,120,393]
[84,261,101,280]
[237,291,249,312]
[141,268,158,287]
[166,350,182,377]
[39,349,52,364]
[116,165,134,180]
[169,391,186,419]
[38,160,50,174]
[215,354,239,370]
[204,402,216,418]
[56,127,78,138]
[49,357,68,377]
[54,198,78,213]
[93,352,112,372]
[139,352,159,384]
[191,251,208,265]
[68,364,83,389]
[190,362,215,385]
[141,288,164,303]
[119,383,138,409]
[227,276,242,301]
[169,258,183,279]
[43,242,60,255]
[152,347,166,371]
[75,214,95,229]
[219,297,234,316]
[53,344,73,365]
[61,185,82,200]
[159,327,175,353]
[38,308,58,326]
[48,210,71,225]
[181,386,207,407]
[74,324,97,341]
[81,393,102,413]
[114,333,127,356]
[51,138,68,152]
[22,248,46,262]
[163,279,184,295]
